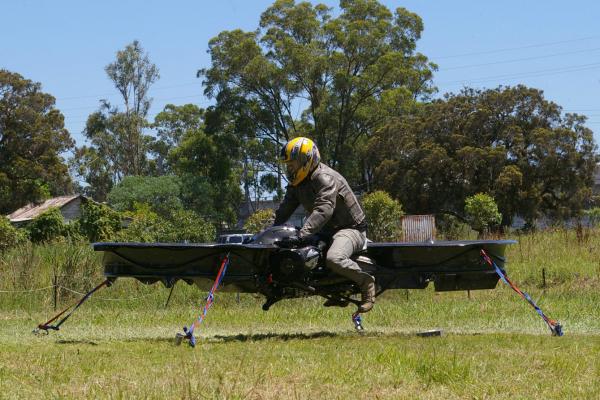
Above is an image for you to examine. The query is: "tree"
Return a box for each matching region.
[27,208,68,243]
[78,200,122,242]
[114,204,215,243]
[151,103,205,175]
[0,70,74,213]
[199,0,435,188]
[362,190,403,241]
[0,217,27,251]
[369,85,598,226]
[169,125,243,227]
[107,175,183,219]
[244,208,275,234]
[464,193,501,237]
[71,41,159,200]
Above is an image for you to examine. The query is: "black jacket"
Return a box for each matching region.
[274,163,366,238]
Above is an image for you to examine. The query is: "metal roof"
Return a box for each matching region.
[7,195,83,222]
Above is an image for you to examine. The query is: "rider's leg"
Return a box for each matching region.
[326,229,375,312]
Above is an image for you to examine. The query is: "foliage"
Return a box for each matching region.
[0,70,74,214]
[26,208,68,243]
[71,41,159,201]
[107,175,182,218]
[369,85,598,226]
[169,127,242,227]
[113,207,164,242]
[362,190,404,241]
[0,216,27,251]
[436,214,473,241]
[115,203,214,243]
[199,0,436,188]
[78,200,122,242]
[167,209,215,243]
[150,104,204,175]
[464,193,502,236]
[244,208,275,234]
[585,207,600,227]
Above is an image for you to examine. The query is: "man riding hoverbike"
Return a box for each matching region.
[273,137,376,312]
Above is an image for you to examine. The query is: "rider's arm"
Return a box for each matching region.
[299,173,336,238]
[274,186,300,226]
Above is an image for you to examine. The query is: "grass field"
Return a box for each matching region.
[1,229,599,399]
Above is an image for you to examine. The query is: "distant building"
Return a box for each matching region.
[594,163,600,195]
[6,195,88,227]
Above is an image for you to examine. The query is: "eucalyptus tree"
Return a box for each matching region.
[199,0,436,187]
[72,41,159,200]
[369,85,598,226]
[0,70,74,213]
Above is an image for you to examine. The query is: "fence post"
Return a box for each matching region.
[542,268,546,289]
[53,274,58,311]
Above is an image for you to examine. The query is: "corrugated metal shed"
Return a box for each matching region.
[7,195,85,224]
[401,215,436,242]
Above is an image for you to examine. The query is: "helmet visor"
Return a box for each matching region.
[284,159,301,181]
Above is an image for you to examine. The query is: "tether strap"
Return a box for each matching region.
[177,253,230,347]
[480,249,563,336]
[34,279,111,334]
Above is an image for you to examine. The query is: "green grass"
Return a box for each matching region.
[1,228,599,399]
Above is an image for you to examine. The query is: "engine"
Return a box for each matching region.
[248,225,377,285]
[249,226,324,283]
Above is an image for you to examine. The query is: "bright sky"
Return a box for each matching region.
[2,0,600,146]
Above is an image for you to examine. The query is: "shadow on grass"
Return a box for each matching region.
[210,331,339,343]
[56,339,98,346]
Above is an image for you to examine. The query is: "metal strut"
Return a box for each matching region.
[33,279,113,335]
[176,253,230,347]
[480,249,563,336]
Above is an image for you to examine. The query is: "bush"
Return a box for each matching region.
[165,209,215,243]
[107,175,183,219]
[27,208,67,243]
[244,209,275,234]
[464,193,502,237]
[113,204,168,242]
[79,200,122,242]
[436,214,474,240]
[0,217,27,251]
[362,191,404,242]
[114,204,214,243]
[585,207,600,227]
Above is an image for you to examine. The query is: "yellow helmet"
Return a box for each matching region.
[280,137,321,186]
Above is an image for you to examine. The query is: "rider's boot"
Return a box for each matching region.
[358,276,376,313]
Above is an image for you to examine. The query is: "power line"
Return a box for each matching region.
[437,61,600,87]
[433,34,600,60]
[56,81,202,101]
[60,94,205,115]
[439,47,600,71]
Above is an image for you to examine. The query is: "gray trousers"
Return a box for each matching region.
[325,229,374,287]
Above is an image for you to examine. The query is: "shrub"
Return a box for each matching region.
[362,191,404,242]
[78,200,122,242]
[27,208,67,243]
[113,204,168,242]
[436,214,473,240]
[244,209,275,234]
[585,207,600,227]
[0,217,27,251]
[114,204,214,243]
[464,193,502,237]
[107,175,183,219]
[164,209,215,243]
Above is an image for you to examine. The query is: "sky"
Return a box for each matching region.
[2,0,600,147]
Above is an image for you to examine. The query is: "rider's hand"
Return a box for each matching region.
[276,235,305,248]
